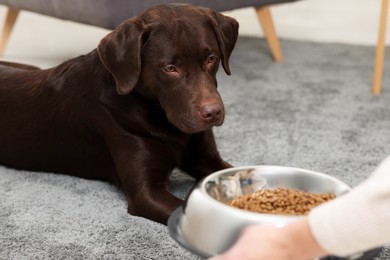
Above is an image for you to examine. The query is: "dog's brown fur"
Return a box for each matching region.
[0,4,238,224]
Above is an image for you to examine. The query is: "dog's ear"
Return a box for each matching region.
[206,10,239,75]
[97,17,146,95]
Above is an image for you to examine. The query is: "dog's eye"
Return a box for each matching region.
[164,65,177,73]
[207,55,218,64]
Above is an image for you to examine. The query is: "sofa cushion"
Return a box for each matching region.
[0,0,299,29]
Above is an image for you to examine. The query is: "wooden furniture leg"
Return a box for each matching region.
[256,7,283,63]
[0,7,19,56]
[372,0,389,95]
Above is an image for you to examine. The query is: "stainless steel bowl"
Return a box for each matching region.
[168,165,382,260]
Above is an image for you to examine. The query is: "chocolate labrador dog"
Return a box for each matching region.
[0,4,238,224]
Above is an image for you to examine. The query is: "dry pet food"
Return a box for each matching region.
[227,187,336,215]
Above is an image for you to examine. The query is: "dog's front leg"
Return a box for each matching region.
[179,130,232,181]
[108,139,183,224]
[126,180,183,224]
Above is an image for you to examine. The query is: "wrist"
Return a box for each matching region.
[283,216,328,260]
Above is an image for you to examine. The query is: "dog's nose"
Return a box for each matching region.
[199,103,222,122]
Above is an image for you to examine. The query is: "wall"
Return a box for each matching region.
[224,0,389,46]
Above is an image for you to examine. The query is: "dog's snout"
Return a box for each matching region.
[199,103,222,122]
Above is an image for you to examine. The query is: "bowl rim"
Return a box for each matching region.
[196,165,352,219]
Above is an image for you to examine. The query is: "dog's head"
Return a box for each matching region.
[97,4,239,133]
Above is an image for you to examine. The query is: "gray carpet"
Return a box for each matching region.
[1,36,390,259]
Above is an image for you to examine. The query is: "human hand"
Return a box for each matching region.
[208,217,327,260]
[208,225,295,260]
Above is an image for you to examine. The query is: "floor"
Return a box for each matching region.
[0,0,388,68]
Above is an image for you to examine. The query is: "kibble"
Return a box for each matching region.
[227,187,336,215]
